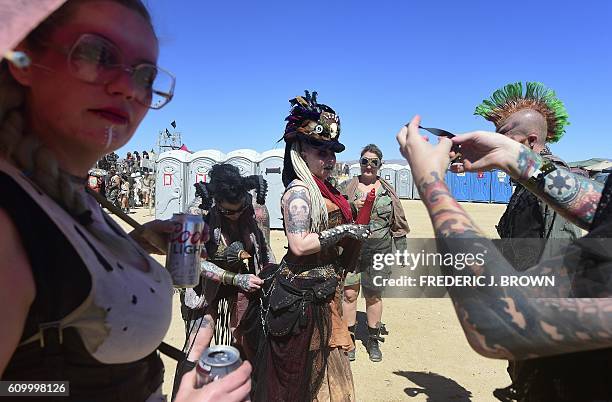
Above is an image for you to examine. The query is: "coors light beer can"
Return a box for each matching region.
[166,213,205,288]
[195,345,242,388]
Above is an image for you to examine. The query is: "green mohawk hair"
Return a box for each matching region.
[474,81,570,143]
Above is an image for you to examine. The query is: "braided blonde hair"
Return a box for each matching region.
[0,65,94,217]
[289,142,328,232]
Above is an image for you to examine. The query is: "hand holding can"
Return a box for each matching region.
[196,346,243,388]
[166,213,207,288]
[174,359,252,402]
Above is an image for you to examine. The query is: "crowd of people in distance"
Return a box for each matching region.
[88,150,155,213]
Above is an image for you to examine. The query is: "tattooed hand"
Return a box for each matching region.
[234,273,263,292]
[450,132,602,229]
[396,116,453,191]
[395,116,612,361]
[447,131,522,176]
[399,121,602,229]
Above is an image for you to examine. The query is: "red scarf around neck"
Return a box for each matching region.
[313,176,353,223]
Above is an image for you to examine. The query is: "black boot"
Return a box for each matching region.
[366,324,384,362]
[347,325,356,361]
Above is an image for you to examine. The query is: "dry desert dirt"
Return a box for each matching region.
[113,200,510,401]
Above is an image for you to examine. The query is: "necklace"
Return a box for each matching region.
[258,263,283,337]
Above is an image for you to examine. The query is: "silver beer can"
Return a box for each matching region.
[195,345,242,388]
[166,213,206,288]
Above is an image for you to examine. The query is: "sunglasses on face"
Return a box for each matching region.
[360,157,381,167]
[217,202,249,216]
[33,33,175,109]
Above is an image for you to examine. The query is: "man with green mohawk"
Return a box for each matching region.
[474,81,570,145]
[475,82,582,400]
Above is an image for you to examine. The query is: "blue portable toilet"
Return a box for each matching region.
[491,169,512,203]
[446,171,471,201]
[470,171,491,202]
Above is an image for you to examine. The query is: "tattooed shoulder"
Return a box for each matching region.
[283,186,311,234]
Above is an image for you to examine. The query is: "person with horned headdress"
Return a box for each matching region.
[237,91,370,401]
[474,82,583,399]
[173,163,275,395]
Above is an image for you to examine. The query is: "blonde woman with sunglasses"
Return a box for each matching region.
[339,144,410,363]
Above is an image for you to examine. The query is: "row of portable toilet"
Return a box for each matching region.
[155,149,287,229]
[155,151,513,230]
[348,163,512,203]
[444,170,513,203]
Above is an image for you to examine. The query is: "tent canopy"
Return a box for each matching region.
[568,158,610,168]
[584,160,612,172]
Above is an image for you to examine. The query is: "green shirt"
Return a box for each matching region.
[352,186,393,240]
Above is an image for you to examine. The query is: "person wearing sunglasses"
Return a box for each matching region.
[175,163,273,397]
[238,91,370,402]
[397,115,612,402]
[339,144,410,363]
[0,1,251,401]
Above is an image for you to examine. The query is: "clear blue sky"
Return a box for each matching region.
[118,0,612,163]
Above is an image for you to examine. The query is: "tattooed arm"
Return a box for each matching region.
[282,182,322,256]
[514,149,601,229]
[282,181,370,256]
[415,169,612,360]
[200,260,227,284]
[398,116,612,360]
[200,260,261,292]
[451,132,602,229]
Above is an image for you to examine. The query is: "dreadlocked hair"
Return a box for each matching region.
[242,175,268,205]
[207,164,250,204]
[474,82,570,143]
[0,0,155,256]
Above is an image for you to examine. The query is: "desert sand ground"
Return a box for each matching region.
[113,200,510,401]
